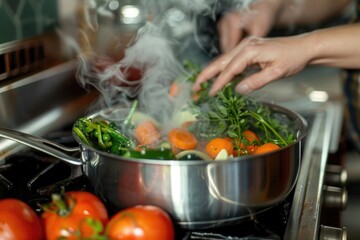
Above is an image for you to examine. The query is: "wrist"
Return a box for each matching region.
[298,30,324,65]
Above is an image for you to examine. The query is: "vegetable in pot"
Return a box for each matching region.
[73,60,296,161]
[73,118,133,155]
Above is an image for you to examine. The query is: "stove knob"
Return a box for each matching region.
[319,225,347,240]
[325,165,347,187]
[322,185,348,210]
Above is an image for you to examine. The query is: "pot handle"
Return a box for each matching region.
[0,126,82,166]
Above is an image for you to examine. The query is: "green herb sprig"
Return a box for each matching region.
[188,78,295,147]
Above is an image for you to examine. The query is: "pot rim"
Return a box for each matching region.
[74,101,308,165]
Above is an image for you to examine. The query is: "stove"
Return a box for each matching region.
[0,33,349,240]
[0,127,292,239]
[0,128,90,214]
[0,99,347,240]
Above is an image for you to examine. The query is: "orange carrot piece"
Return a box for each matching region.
[133,120,160,146]
[205,137,234,159]
[242,130,260,143]
[254,143,280,155]
[169,82,181,98]
[168,128,198,150]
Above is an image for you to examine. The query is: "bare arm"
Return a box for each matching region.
[217,0,283,52]
[217,0,353,53]
[308,23,360,68]
[194,23,360,95]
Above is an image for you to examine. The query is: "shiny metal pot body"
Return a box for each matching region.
[0,103,307,229]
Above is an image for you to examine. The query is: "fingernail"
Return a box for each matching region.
[209,87,217,96]
[236,83,251,94]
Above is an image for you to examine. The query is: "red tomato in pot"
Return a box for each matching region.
[41,191,108,240]
[105,205,175,240]
[0,198,44,240]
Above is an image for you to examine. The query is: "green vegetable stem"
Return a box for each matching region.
[189,79,295,147]
[73,117,133,155]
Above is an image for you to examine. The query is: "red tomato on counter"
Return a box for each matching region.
[105,205,175,240]
[0,198,44,240]
[41,191,108,240]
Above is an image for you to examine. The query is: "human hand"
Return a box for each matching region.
[218,0,283,53]
[193,35,313,96]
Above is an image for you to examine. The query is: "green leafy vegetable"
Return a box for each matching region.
[72,60,296,160]
[73,117,134,155]
[184,61,295,147]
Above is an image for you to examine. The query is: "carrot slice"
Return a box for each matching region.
[205,137,234,159]
[133,120,160,146]
[243,130,260,143]
[254,143,280,155]
[169,82,181,98]
[168,128,198,150]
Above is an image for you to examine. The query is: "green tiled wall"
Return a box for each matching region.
[0,0,59,44]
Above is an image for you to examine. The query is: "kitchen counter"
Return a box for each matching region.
[250,65,343,110]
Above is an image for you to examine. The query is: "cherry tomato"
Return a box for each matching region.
[105,205,175,240]
[233,142,259,156]
[41,191,108,240]
[0,198,44,240]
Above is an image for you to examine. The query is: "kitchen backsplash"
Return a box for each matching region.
[0,0,59,44]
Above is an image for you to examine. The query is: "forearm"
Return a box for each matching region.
[276,0,352,27]
[304,23,360,68]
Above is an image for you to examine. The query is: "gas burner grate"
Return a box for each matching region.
[0,152,91,212]
[176,195,293,240]
[182,221,281,240]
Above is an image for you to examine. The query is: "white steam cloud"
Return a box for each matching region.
[64,0,254,125]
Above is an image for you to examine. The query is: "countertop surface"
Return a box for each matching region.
[249,65,343,111]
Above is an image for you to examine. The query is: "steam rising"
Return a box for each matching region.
[66,0,254,126]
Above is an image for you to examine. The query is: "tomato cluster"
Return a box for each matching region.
[0,192,175,240]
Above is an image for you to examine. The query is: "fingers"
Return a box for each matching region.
[192,54,230,92]
[193,38,256,95]
[235,66,285,94]
[219,29,243,54]
[208,52,250,96]
[218,20,231,53]
[217,12,244,53]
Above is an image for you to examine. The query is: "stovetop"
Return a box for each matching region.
[0,100,344,240]
[0,126,293,240]
[0,152,293,240]
[0,129,90,214]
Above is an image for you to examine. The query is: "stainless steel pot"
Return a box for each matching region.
[0,103,308,229]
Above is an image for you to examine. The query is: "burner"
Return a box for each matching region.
[175,193,294,239]
[0,153,90,209]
